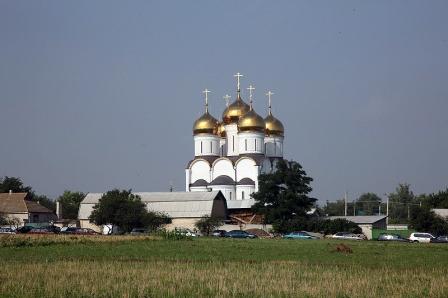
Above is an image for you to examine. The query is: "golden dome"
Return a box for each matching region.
[193,112,218,135]
[217,122,226,138]
[222,93,250,124]
[238,108,265,132]
[265,114,284,136]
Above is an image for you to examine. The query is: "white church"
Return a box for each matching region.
[78,72,286,231]
[185,73,285,209]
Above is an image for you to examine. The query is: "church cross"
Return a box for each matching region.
[223,94,231,107]
[234,72,243,91]
[247,84,255,102]
[203,89,211,112]
[266,91,274,114]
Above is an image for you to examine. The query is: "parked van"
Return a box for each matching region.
[409,232,435,243]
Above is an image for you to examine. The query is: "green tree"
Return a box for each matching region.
[410,206,448,235]
[356,193,382,216]
[194,216,223,236]
[56,191,85,219]
[419,189,448,209]
[252,159,316,233]
[89,189,171,233]
[0,176,55,212]
[388,184,415,224]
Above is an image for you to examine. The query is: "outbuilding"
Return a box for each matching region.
[327,215,388,240]
[78,191,227,232]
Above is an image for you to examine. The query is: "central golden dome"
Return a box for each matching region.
[193,112,218,135]
[238,108,265,132]
[222,93,250,124]
[265,114,284,136]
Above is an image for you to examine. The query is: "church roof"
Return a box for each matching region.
[209,175,235,186]
[79,191,227,219]
[237,178,255,186]
[190,179,208,187]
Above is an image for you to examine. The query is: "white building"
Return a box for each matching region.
[78,191,227,232]
[185,73,285,209]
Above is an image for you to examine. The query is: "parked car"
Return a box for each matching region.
[174,228,199,237]
[377,233,409,242]
[212,230,227,237]
[28,228,54,234]
[430,235,448,243]
[283,231,318,240]
[73,228,100,235]
[0,227,16,234]
[225,230,257,239]
[130,228,149,235]
[60,227,78,234]
[331,232,365,241]
[409,232,435,243]
[16,226,34,233]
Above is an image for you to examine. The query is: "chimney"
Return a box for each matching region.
[56,201,62,220]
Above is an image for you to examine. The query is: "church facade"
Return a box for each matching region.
[185,73,285,208]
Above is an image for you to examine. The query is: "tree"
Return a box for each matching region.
[89,189,171,233]
[56,191,85,219]
[252,159,316,233]
[195,216,223,236]
[388,184,416,224]
[410,206,448,235]
[0,213,7,225]
[356,193,382,216]
[419,189,448,209]
[0,176,55,212]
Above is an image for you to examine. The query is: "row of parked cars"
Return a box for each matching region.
[0,226,99,235]
[378,232,448,243]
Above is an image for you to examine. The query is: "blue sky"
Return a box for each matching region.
[1,1,447,203]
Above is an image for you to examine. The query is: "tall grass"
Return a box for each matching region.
[0,237,447,297]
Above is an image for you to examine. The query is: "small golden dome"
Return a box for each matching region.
[238,108,265,132]
[222,93,250,124]
[265,114,284,136]
[193,112,218,135]
[217,122,226,138]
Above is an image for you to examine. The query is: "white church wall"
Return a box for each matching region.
[209,185,235,201]
[190,160,211,183]
[194,134,220,156]
[264,136,284,157]
[238,131,265,155]
[225,124,239,156]
[212,158,235,180]
[235,158,258,182]
[236,185,255,200]
[260,159,272,174]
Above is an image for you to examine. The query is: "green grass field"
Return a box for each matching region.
[1,235,448,297]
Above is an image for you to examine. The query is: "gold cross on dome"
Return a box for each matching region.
[247,85,255,102]
[266,91,274,114]
[203,89,211,112]
[234,72,243,91]
[223,94,231,107]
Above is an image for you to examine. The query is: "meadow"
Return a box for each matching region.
[1,235,448,297]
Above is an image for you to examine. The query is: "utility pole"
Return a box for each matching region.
[385,193,389,227]
[344,191,348,216]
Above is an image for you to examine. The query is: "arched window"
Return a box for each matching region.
[200,141,203,154]
[232,136,235,151]
[245,139,247,151]
[255,139,257,151]
[242,191,245,200]
[229,192,232,200]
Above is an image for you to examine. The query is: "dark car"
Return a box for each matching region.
[212,230,227,237]
[225,230,257,239]
[60,227,79,234]
[73,228,100,235]
[430,235,448,243]
[377,233,410,242]
[16,226,34,233]
[28,228,54,234]
[130,228,149,235]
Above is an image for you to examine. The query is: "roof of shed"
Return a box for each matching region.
[327,215,387,224]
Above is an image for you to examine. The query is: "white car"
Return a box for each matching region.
[331,232,365,240]
[409,232,435,243]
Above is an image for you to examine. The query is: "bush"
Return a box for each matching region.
[194,216,223,236]
[273,217,361,235]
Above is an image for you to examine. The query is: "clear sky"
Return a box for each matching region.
[1,1,447,204]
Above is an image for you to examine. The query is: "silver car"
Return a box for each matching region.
[331,232,365,240]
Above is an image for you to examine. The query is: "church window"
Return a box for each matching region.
[255,139,257,151]
[200,141,203,153]
[232,136,235,151]
[210,141,212,153]
[229,192,232,200]
[264,143,267,154]
[245,139,247,151]
[242,191,245,199]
